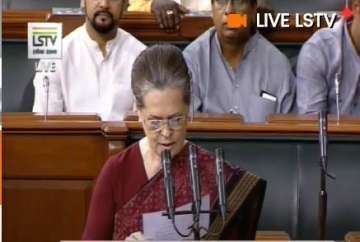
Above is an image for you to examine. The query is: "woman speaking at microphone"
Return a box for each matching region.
[82,44,265,240]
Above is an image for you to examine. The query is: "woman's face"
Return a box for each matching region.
[138,87,189,158]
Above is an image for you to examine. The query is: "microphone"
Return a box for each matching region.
[215,148,227,222]
[335,73,341,125]
[319,110,328,160]
[161,150,175,220]
[319,111,336,179]
[189,144,201,217]
[43,75,50,121]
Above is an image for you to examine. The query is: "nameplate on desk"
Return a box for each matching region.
[52,8,84,16]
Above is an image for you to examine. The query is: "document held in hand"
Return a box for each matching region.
[143,195,210,240]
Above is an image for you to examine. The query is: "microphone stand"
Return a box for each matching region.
[319,111,327,240]
[318,111,336,240]
[43,75,50,121]
[192,203,201,240]
[189,144,201,240]
[319,157,327,240]
[162,145,228,240]
[335,73,341,126]
[215,148,227,223]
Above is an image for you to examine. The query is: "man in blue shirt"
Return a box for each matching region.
[296,0,360,115]
[183,0,295,123]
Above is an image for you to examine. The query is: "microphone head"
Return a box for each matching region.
[161,149,171,162]
[215,147,227,221]
[161,149,174,219]
[188,144,202,214]
[319,110,328,158]
[215,148,224,165]
[319,110,327,123]
[189,143,197,160]
[161,150,171,171]
[43,75,50,88]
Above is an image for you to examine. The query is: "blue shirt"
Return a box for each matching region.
[296,19,360,115]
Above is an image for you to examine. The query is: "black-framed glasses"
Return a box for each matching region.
[144,115,187,132]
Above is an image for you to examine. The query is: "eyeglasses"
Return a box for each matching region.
[144,116,187,132]
[214,0,251,10]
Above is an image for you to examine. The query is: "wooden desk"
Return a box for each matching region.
[346,232,360,242]
[3,113,127,242]
[2,112,101,121]
[3,113,360,242]
[256,230,290,240]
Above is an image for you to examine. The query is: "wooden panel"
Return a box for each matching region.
[256,230,290,240]
[4,133,107,179]
[346,232,360,242]
[2,10,50,39]
[2,112,101,121]
[124,114,360,136]
[101,122,129,156]
[2,113,129,178]
[3,180,92,242]
[267,114,360,125]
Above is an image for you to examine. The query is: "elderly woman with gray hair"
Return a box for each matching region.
[82,45,265,240]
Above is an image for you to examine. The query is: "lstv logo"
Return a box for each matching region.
[227,14,248,28]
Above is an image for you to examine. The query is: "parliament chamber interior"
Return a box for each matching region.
[2,0,360,242]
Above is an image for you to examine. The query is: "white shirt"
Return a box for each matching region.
[178,0,211,12]
[33,25,146,121]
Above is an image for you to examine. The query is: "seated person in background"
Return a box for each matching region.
[33,0,146,121]
[82,45,265,240]
[183,0,295,123]
[128,0,272,33]
[128,0,211,12]
[128,0,197,31]
[296,0,360,115]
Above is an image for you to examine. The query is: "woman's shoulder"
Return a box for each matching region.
[103,142,142,173]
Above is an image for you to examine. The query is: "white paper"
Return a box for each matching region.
[143,195,210,240]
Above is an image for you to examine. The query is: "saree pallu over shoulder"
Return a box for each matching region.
[112,143,244,240]
[205,171,266,240]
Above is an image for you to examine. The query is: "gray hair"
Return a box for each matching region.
[131,44,191,109]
